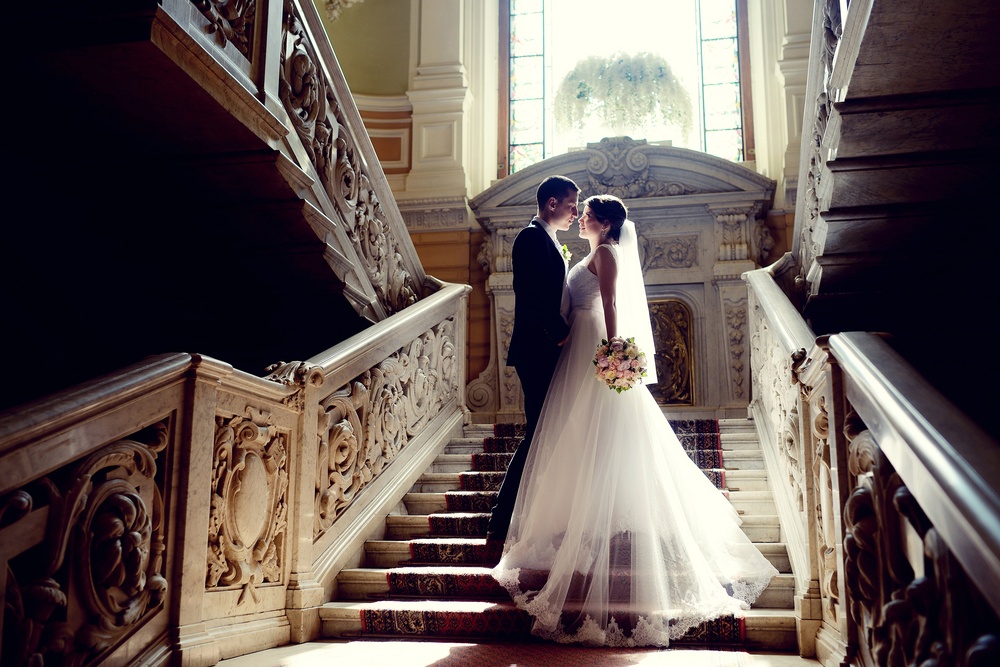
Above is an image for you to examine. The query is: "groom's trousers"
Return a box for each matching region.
[486,353,560,541]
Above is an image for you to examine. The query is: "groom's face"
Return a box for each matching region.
[548,192,579,232]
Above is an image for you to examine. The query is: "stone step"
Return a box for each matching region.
[383,513,781,543]
[402,490,776,517]
[335,566,794,609]
[318,601,797,651]
[362,539,792,572]
[714,450,765,470]
[412,458,766,493]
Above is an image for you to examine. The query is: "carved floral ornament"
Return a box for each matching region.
[279,1,418,316]
[2,422,169,666]
[207,409,288,607]
[195,0,257,60]
[315,319,458,537]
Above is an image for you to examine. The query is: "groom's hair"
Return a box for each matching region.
[536,175,579,209]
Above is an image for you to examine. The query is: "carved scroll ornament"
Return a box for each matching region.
[2,422,169,666]
[585,137,700,199]
[315,318,458,537]
[843,424,1000,667]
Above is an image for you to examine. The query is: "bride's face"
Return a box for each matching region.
[578,205,607,243]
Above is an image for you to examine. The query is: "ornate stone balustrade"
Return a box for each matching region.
[0,282,469,666]
[746,263,1000,666]
[155,0,426,321]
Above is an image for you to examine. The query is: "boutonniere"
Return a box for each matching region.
[561,244,572,261]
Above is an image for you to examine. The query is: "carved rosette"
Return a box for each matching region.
[207,409,288,605]
[195,0,257,60]
[315,318,458,537]
[584,137,700,198]
[843,417,1000,667]
[279,0,418,316]
[2,422,169,666]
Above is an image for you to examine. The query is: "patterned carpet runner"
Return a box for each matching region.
[356,418,749,646]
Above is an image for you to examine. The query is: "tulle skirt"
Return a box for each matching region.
[492,305,777,647]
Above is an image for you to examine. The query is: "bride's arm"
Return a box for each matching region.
[593,244,619,339]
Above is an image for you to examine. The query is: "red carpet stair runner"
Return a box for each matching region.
[321,418,797,650]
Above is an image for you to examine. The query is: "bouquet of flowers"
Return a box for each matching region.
[593,336,648,393]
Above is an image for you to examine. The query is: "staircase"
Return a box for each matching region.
[320,417,797,650]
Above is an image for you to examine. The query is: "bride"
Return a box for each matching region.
[491,194,778,647]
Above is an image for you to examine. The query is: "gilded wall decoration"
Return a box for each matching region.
[647,300,693,405]
[280,1,418,316]
[2,422,169,666]
[315,318,458,537]
[640,234,699,272]
[195,0,257,59]
[843,423,1000,667]
[584,137,700,199]
[207,409,289,605]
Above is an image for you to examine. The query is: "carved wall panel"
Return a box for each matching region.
[1,421,170,667]
[648,299,694,406]
[207,409,289,607]
[843,419,1000,667]
[315,317,458,537]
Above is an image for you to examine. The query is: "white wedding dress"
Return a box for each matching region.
[492,244,778,647]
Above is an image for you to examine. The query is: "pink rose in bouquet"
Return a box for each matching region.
[592,336,648,393]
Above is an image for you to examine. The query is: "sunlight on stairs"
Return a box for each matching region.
[319,418,798,651]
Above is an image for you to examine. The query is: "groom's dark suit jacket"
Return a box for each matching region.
[488,218,569,540]
[506,220,570,368]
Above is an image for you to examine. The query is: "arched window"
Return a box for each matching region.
[501,0,753,175]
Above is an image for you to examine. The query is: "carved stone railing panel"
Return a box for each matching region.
[470,137,775,422]
[207,408,290,601]
[314,315,460,539]
[1,409,175,667]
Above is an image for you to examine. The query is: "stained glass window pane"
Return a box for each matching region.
[700,0,737,40]
[510,143,544,173]
[702,38,739,85]
[705,128,743,162]
[511,13,543,58]
[511,55,544,100]
[511,98,544,144]
[703,83,741,130]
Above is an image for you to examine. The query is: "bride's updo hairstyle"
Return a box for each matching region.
[584,194,629,242]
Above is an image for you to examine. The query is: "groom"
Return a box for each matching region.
[486,174,580,543]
